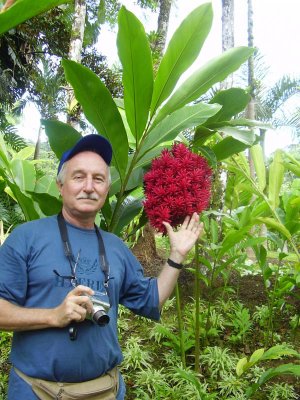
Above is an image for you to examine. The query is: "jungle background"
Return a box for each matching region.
[0,0,299,399]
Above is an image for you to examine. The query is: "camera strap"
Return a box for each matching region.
[56,212,110,288]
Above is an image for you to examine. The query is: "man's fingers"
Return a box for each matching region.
[69,285,94,297]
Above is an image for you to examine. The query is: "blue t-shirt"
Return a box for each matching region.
[0,216,160,399]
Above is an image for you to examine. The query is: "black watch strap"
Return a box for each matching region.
[167,258,183,270]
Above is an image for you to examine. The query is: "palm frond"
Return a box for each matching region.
[263,75,300,115]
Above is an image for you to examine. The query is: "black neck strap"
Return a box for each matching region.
[57,212,110,288]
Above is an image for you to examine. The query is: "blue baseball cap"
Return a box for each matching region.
[57,134,112,174]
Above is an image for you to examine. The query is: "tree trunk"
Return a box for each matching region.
[68,0,86,63]
[67,0,86,126]
[246,0,256,176]
[222,0,234,52]
[33,125,43,160]
[221,0,234,89]
[155,0,172,58]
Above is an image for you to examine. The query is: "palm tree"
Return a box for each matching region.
[256,75,300,149]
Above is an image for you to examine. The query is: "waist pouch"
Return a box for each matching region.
[14,366,119,400]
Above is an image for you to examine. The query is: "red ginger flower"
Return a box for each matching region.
[143,143,212,233]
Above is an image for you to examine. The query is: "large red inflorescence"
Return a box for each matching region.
[143,143,212,233]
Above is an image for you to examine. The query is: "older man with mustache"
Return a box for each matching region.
[0,134,203,400]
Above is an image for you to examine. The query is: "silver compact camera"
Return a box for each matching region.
[87,291,110,326]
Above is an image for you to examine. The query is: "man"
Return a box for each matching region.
[0,134,203,399]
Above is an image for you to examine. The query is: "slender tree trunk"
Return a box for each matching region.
[33,125,43,160]
[222,0,234,51]
[68,0,86,63]
[155,0,172,58]
[221,0,234,89]
[246,0,256,177]
[67,0,86,126]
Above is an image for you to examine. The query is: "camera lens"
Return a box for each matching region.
[92,310,110,326]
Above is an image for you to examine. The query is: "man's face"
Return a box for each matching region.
[57,151,110,219]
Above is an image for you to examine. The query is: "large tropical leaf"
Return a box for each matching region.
[0,0,70,36]
[43,119,82,160]
[5,182,39,221]
[34,175,60,198]
[117,6,153,142]
[150,2,213,116]
[153,46,255,125]
[10,159,36,192]
[62,60,129,181]
[138,102,221,159]
[29,193,62,216]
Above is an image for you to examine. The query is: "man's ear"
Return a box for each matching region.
[56,180,63,195]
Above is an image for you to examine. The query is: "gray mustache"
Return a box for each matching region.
[77,194,99,200]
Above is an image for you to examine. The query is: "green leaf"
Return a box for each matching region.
[112,197,143,236]
[260,345,300,361]
[249,348,265,363]
[117,6,153,142]
[43,119,82,160]
[250,144,266,192]
[194,127,215,147]
[35,176,60,198]
[236,357,248,376]
[210,219,218,244]
[29,193,62,216]
[284,161,300,177]
[193,145,218,169]
[11,159,36,192]
[140,103,221,158]
[0,135,10,170]
[150,3,213,115]
[218,226,250,259]
[212,137,250,161]
[256,217,291,240]
[246,364,300,397]
[220,126,256,145]
[207,88,250,123]
[110,146,166,196]
[13,146,35,161]
[5,182,39,221]
[268,150,284,209]
[154,46,255,124]
[0,0,71,36]
[62,60,128,181]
